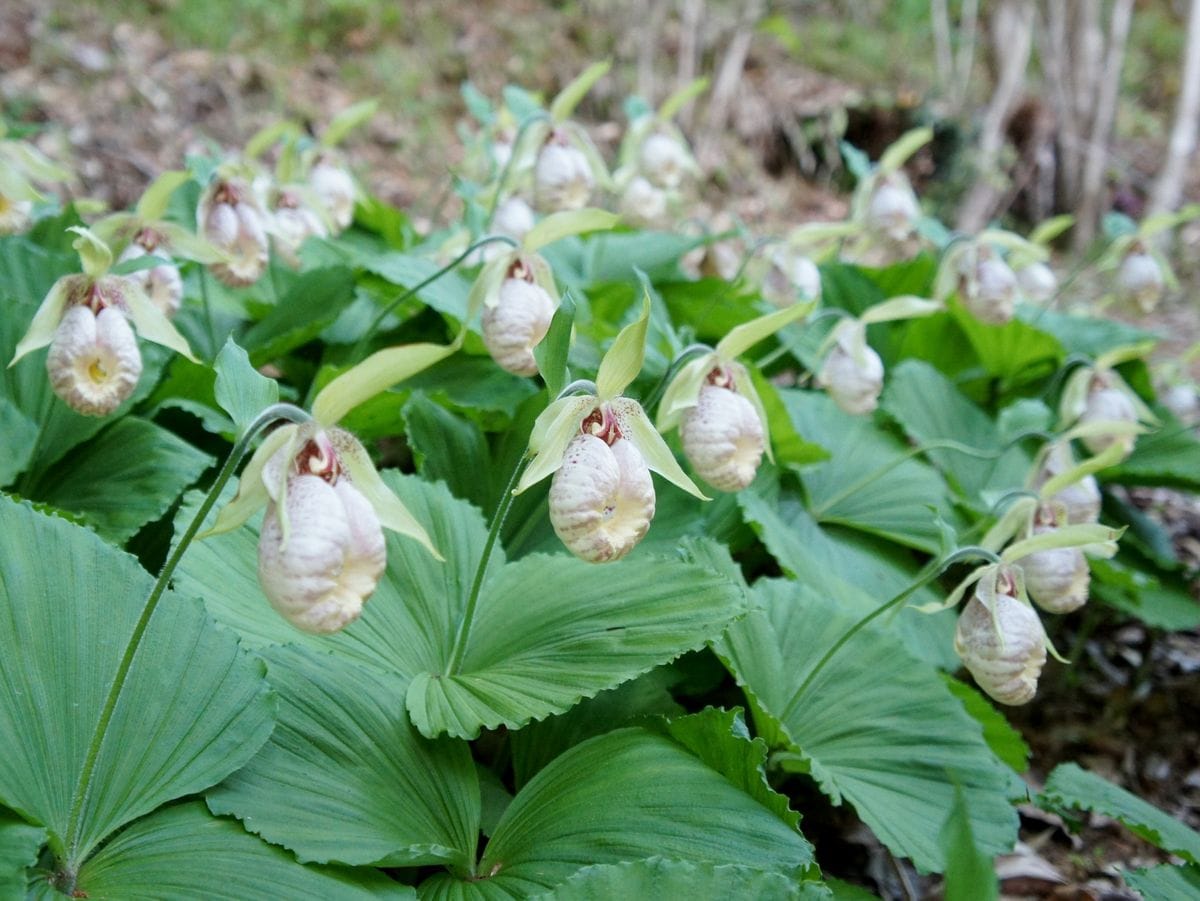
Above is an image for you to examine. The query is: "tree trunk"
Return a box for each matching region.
[1148,0,1200,217]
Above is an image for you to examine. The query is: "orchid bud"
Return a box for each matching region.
[1035,443,1101,526]
[118,230,183,318]
[0,195,33,235]
[818,320,884,415]
[1016,260,1058,303]
[1161,382,1199,425]
[866,173,921,242]
[257,430,387,634]
[963,254,1018,325]
[198,179,269,287]
[270,187,328,268]
[1021,506,1090,614]
[619,176,668,228]
[482,268,557,377]
[638,132,691,190]
[534,133,594,212]
[47,302,142,417]
[1118,248,1164,313]
[310,159,357,233]
[1080,375,1138,457]
[680,381,764,492]
[954,567,1047,706]
[549,432,655,563]
[761,247,821,307]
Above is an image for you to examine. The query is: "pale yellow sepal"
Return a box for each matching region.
[859,295,943,325]
[657,77,709,121]
[878,126,933,174]
[333,430,442,559]
[980,497,1038,554]
[135,170,193,222]
[311,342,456,427]
[124,280,199,363]
[516,395,598,494]
[1038,440,1127,500]
[9,279,72,366]
[596,295,650,400]
[550,61,611,123]
[657,355,715,432]
[715,300,814,359]
[68,226,113,279]
[322,99,380,148]
[522,208,618,254]
[201,425,298,537]
[617,397,707,500]
[1002,523,1122,564]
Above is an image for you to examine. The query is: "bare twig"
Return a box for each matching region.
[1148,0,1200,218]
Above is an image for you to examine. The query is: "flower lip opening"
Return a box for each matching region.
[135,227,164,251]
[212,180,244,206]
[506,257,534,282]
[294,433,343,483]
[581,405,622,445]
[705,365,734,389]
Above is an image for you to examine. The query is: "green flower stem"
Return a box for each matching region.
[349,235,519,363]
[61,402,312,872]
[485,111,552,225]
[446,457,527,675]
[198,265,218,360]
[781,545,1001,719]
[640,343,712,412]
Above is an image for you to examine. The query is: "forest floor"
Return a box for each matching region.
[2,2,1198,898]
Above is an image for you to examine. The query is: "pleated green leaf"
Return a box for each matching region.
[1039,763,1200,864]
[419,710,813,899]
[406,551,746,739]
[0,809,44,901]
[181,473,745,742]
[533,858,823,901]
[33,417,213,544]
[782,390,956,552]
[1123,863,1200,901]
[0,496,275,869]
[718,579,1018,873]
[208,645,480,869]
[41,801,413,901]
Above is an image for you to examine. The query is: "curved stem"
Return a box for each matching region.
[782,545,1000,718]
[446,458,528,674]
[485,112,552,226]
[349,235,518,362]
[640,342,712,412]
[61,401,311,868]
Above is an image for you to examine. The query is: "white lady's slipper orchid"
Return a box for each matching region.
[1079,378,1139,457]
[198,177,270,287]
[1118,247,1165,313]
[818,319,884,415]
[256,428,386,634]
[47,303,142,416]
[1016,260,1058,303]
[310,157,357,233]
[534,131,594,213]
[9,227,197,417]
[0,195,33,234]
[638,132,693,190]
[269,186,329,268]
[760,246,822,307]
[117,228,184,318]
[1033,442,1102,526]
[619,175,668,228]
[953,565,1047,706]
[483,267,557,377]
[492,196,537,242]
[658,304,811,490]
[519,299,707,561]
[948,244,1019,326]
[680,381,764,492]
[866,172,921,243]
[1019,504,1090,614]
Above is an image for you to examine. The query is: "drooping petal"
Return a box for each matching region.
[9,276,78,366]
[615,398,708,500]
[332,428,442,559]
[312,342,457,427]
[122,278,199,362]
[515,395,598,494]
[202,424,299,537]
[656,354,716,432]
[714,302,813,360]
